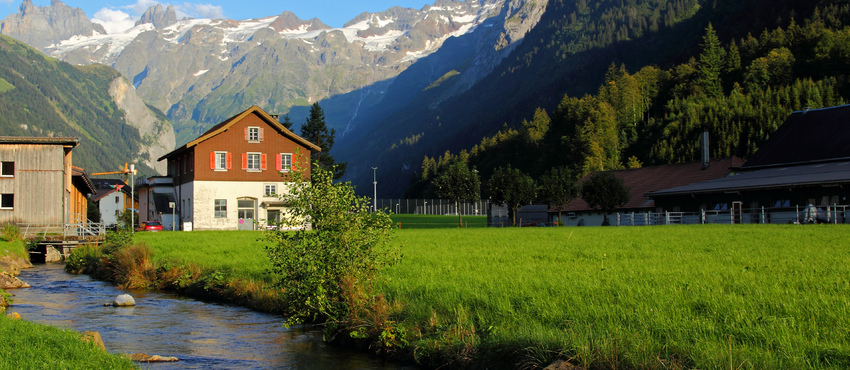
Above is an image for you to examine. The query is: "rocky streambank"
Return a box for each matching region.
[0,253,33,313]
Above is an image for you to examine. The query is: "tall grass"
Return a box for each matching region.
[133,225,850,368]
[0,316,137,369]
[378,225,850,368]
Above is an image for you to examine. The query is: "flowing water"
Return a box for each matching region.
[9,263,406,369]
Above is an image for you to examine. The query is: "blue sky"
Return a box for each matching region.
[1,0,431,32]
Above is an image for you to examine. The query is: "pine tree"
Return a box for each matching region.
[300,103,347,179]
[697,23,724,98]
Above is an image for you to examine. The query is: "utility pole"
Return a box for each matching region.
[130,164,135,233]
[372,167,378,212]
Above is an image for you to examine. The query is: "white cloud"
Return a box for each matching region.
[91,8,136,34]
[178,3,224,19]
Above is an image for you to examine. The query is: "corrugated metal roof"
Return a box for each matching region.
[0,136,79,146]
[743,104,850,169]
[649,161,850,197]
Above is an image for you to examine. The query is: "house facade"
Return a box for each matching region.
[150,106,320,230]
[92,179,136,226]
[0,137,94,225]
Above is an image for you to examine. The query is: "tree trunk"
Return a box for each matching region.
[456,200,462,227]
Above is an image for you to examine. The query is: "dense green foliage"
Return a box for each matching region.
[265,166,397,328]
[488,165,537,226]
[403,1,850,197]
[0,316,138,369]
[432,160,481,226]
[580,171,632,226]
[0,35,160,175]
[537,166,579,222]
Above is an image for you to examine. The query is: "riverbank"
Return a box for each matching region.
[0,236,138,369]
[124,223,850,369]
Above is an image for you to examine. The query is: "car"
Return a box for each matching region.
[137,221,163,232]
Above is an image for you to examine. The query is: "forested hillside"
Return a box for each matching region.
[0,35,163,175]
[406,1,850,197]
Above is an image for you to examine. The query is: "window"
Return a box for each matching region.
[264,184,277,197]
[238,199,255,220]
[0,162,13,177]
[115,196,119,204]
[0,194,13,209]
[212,152,231,170]
[242,153,266,171]
[214,199,227,218]
[277,153,292,172]
[247,153,260,170]
[247,126,262,142]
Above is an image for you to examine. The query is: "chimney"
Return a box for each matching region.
[701,130,710,170]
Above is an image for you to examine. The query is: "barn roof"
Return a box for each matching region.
[555,157,744,213]
[0,136,79,147]
[743,105,850,169]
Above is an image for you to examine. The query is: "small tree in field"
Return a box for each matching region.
[265,164,397,329]
[538,166,578,225]
[488,165,536,226]
[433,160,481,227]
[581,171,630,226]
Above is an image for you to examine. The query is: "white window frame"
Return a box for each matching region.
[280,153,292,172]
[214,151,227,171]
[1,161,14,177]
[264,184,277,197]
[248,126,260,142]
[214,199,227,218]
[247,152,261,171]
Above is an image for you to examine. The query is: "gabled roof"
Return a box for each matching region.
[158,105,321,161]
[92,179,131,202]
[649,161,850,197]
[555,157,744,213]
[743,105,850,169]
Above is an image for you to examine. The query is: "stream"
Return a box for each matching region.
[9,263,407,369]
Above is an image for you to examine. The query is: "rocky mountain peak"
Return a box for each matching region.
[135,4,179,29]
[0,0,105,48]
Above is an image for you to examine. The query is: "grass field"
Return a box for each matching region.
[391,214,487,228]
[135,224,850,368]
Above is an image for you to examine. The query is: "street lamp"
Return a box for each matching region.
[372,167,378,212]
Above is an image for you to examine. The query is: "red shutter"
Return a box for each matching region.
[241,153,248,170]
[291,153,297,172]
[226,153,232,169]
[275,153,282,171]
[261,154,267,170]
[244,127,249,141]
[209,152,215,169]
[259,127,265,141]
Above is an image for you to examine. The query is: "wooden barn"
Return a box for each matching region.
[0,137,94,225]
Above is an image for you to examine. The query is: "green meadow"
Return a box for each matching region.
[134,223,850,368]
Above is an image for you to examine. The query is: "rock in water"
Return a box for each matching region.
[127,353,179,362]
[113,294,136,307]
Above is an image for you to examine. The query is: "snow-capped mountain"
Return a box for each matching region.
[1,0,545,147]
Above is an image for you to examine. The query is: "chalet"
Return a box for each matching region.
[144,106,320,230]
[550,157,744,226]
[92,179,136,227]
[0,137,95,225]
[649,105,850,223]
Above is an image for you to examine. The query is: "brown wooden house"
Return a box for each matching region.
[149,106,320,230]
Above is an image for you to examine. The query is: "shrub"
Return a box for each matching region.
[64,244,103,275]
[1,223,21,242]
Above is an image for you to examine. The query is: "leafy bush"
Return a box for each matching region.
[64,244,102,275]
[266,165,398,329]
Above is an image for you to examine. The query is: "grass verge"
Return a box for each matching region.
[101,225,850,368]
[0,315,137,369]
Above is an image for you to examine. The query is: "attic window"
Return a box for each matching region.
[247,127,263,142]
